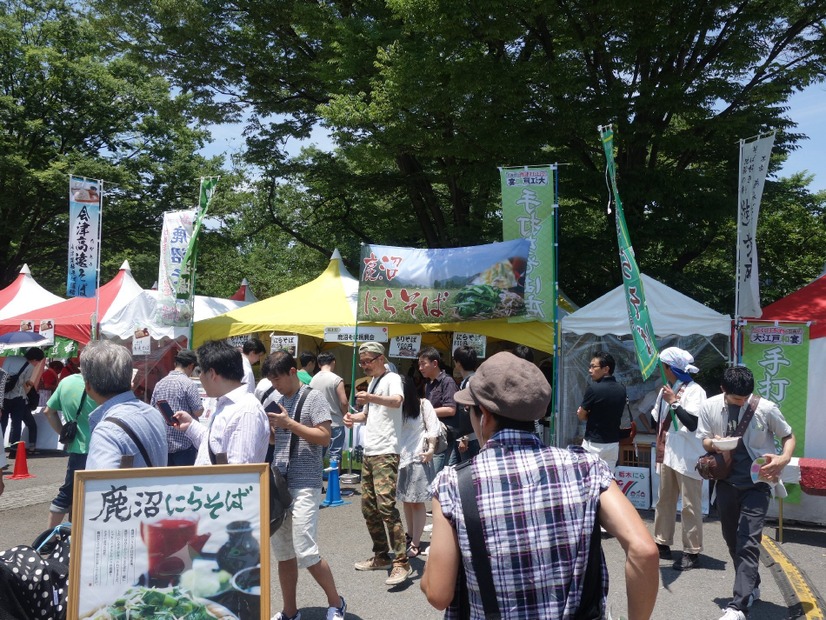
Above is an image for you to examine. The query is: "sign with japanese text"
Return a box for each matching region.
[736,133,775,318]
[157,209,197,326]
[226,334,255,348]
[451,332,487,358]
[357,240,532,324]
[132,325,151,356]
[500,165,555,321]
[323,326,389,343]
[614,466,651,509]
[389,335,421,359]
[70,464,270,620]
[67,175,101,298]
[270,334,298,355]
[742,322,807,456]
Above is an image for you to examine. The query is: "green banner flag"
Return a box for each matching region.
[500,166,555,322]
[177,177,218,301]
[599,126,659,379]
[741,323,808,457]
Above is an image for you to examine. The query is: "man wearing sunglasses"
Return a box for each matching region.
[343,342,411,586]
[576,351,626,475]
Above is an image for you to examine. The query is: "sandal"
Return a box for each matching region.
[405,532,412,546]
[406,544,420,558]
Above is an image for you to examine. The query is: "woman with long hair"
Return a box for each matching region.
[397,375,439,557]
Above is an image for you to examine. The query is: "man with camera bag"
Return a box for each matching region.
[697,366,795,620]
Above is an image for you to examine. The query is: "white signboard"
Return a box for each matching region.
[39,319,55,346]
[323,326,389,343]
[452,332,487,358]
[132,325,151,356]
[389,335,421,359]
[614,466,651,510]
[270,334,299,355]
[226,334,255,348]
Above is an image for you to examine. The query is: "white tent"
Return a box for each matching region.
[102,290,251,341]
[558,274,731,446]
[0,264,65,320]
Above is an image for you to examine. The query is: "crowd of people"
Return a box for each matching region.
[0,337,798,620]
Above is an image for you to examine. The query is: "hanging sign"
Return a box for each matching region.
[323,326,389,343]
[389,335,421,359]
[452,332,487,358]
[270,334,299,355]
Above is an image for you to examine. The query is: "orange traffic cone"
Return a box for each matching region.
[7,441,35,480]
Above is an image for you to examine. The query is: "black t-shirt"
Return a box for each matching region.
[726,403,757,488]
[580,375,626,443]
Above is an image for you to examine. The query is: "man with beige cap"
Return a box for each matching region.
[343,341,412,586]
[422,352,658,619]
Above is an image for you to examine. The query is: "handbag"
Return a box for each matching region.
[421,405,450,454]
[58,392,87,445]
[4,366,25,393]
[26,388,39,411]
[696,395,760,481]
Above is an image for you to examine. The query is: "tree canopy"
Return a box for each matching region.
[3,0,826,314]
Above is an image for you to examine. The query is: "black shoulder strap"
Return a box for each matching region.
[259,385,276,404]
[74,391,87,419]
[456,460,501,619]
[104,417,153,468]
[732,395,760,438]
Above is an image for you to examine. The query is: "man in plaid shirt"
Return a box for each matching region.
[150,349,203,466]
[422,352,659,620]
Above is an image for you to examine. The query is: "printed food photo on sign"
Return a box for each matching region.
[73,467,267,620]
[358,239,532,324]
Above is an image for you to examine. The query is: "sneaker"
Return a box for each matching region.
[747,587,760,608]
[354,555,392,571]
[423,523,433,533]
[272,612,301,620]
[673,553,700,571]
[326,595,347,620]
[718,607,746,620]
[656,543,672,560]
[385,564,412,586]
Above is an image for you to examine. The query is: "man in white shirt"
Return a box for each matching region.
[175,340,269,465]
[343,342,411,586]
[240,337,266,394]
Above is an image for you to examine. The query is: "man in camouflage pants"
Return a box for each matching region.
[343,342,411,586]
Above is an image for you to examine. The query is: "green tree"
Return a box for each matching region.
[95,0,826,309]
[0,0,222,293]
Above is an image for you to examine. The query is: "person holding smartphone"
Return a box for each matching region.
[150,349,203,466]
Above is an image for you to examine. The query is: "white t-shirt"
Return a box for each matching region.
[363,372,404,457]
[652,380,706,478]
[399,399,439,469]
[241,355,256,394]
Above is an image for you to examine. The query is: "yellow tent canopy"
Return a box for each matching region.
[194,250,574,355]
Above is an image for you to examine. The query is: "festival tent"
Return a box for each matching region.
[0,261,143,344]
[193,250,569,355]
[230,278,258,303]
[741,276,826,524]
[0,264,65,320]
[558,274,731,446]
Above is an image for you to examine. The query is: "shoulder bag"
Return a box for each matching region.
[104,417,153,467]
[26,387,40,411]
[421,402,449,454]
[695,395,760,481]
[58,392,87,445]
[4,365,26,393]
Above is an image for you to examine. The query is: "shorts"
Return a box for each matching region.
[51,452,88,514]
[270,487,321,569]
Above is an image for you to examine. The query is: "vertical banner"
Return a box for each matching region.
[67,175,102,298]
[599,126,659,379]
[500,165,555,321]
[157,209,197,326]
[736,133,775,319]
[741,323,807,456]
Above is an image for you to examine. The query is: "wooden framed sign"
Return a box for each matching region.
[69,464,270,620]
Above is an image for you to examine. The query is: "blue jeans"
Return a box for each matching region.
[323,425,346,464]
[51,452,88,514]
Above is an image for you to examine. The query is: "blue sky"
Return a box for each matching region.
[202,83,825,192]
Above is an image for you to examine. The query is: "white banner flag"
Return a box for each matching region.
[157,210,196,326]
[736,133,775,318]
[67,176,102,298]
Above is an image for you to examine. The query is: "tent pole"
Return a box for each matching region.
[551,164,560,447]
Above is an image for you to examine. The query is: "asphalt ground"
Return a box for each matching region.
[1,451,824,620]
